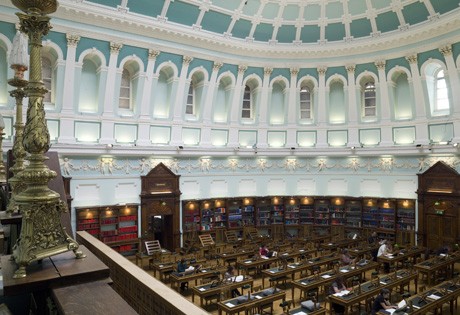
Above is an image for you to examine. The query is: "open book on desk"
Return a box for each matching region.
[385,299,407,314]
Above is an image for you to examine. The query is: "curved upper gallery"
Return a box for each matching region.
[0,1,460,157]
[2,0,459,62]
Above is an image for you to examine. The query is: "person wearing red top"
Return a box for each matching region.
[259,244,277,258]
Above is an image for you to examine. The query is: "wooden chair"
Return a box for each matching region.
[199,234,217,258]
[144,240,162,268]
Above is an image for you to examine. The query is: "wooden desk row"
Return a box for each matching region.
[378,278,460,315]
[170,266,228,291]
[414,253,460,286]
[291,261,379,303]
[217,287,286,315]
[192,276,253,306]
[329,269,418,315]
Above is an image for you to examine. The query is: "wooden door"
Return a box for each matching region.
[426,214,456,249]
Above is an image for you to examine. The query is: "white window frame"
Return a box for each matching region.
[299,86,311,119]
[362,81,376,117]
[185,82,195,116]
[434,69,449,111]
[242,85,252,119]
[119,68,132,110]
[42,56,53,104]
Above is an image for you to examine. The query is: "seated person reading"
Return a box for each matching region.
[329,276,350,315]
[224,266,241,297]
[259,244,277,258]
[377,241,393,273]
[372,289,398,315]
[341,249,356,266]
[177,258,201,291]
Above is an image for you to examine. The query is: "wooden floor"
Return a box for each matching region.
[130,257,460,315]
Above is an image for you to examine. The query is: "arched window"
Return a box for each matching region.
[242,85,252,118]
[362,81,376,117]
[185,81,194,115]
[300,86,311,119]
[42,56,52,103]
[119,68,131,109]
[435,69,449,111]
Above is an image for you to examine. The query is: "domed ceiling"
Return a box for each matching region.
[85,0,459,45]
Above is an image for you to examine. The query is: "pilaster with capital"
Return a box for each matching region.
[346,64,359,124]
[172,56,193,122]
[58,34,81,143]
[228,65,247,147]
[258,67,273,127]
[137,49,161,146]
[101,42,123,120]
[374,59,393,146]
[286,67,299,147]
[405,54,427,121]
[202,61,223,125]
[316,66,327,126]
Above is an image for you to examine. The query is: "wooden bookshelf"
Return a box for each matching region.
[76,204,139,256]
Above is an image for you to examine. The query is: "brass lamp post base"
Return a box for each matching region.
[10,0,85,278]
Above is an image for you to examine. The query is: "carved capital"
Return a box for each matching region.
[405,54,417,64]
[439,44,452,56]
[290,68,299,76]
[110,42,123,54]
[66,34,81,47]
[213,61,223,71]
[182,56,193,66]
[375,60,386,70]
[346,64,356,73]
[317,66,327,75]
[148,49,160,60]
[264,67,273,76]
[238,65,248,74]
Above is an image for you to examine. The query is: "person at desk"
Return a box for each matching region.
[340,249,356,266]
[177,258,200,291]
[259,244,277,258]
[224,266,241,298]
[329,276,349,315]
[436,245,452,256]
[377,241,393,273]
[372,288,398,315]
[368,232,380,261]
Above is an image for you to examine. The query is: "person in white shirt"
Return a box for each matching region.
[377,240,393,273]
[377,240,387,257]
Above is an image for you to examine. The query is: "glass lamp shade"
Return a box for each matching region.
[9,31,29,68]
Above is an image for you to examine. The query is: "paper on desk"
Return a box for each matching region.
[322,274,332,279]
[245,261,252,263]
[385,255,394,259]
[333,290,350,297]
[427,294,441,300]
[289,265,296,269]
[199,288,205,291]
[340,269,349,273]
[254,295,262,299]
[159,265,164,267]
[261,256,269,260]
[296,312,308,315]
[225,302,236,307]
[385,308,396,314]
[270,270,276,273]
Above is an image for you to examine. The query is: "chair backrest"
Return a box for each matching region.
[225,230,238,243]
[145,240,161,255]
[199,234,215,247]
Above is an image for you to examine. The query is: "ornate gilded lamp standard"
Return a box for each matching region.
[0,114,6,184]
[11,0,84,278]
[7,30,28,214]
